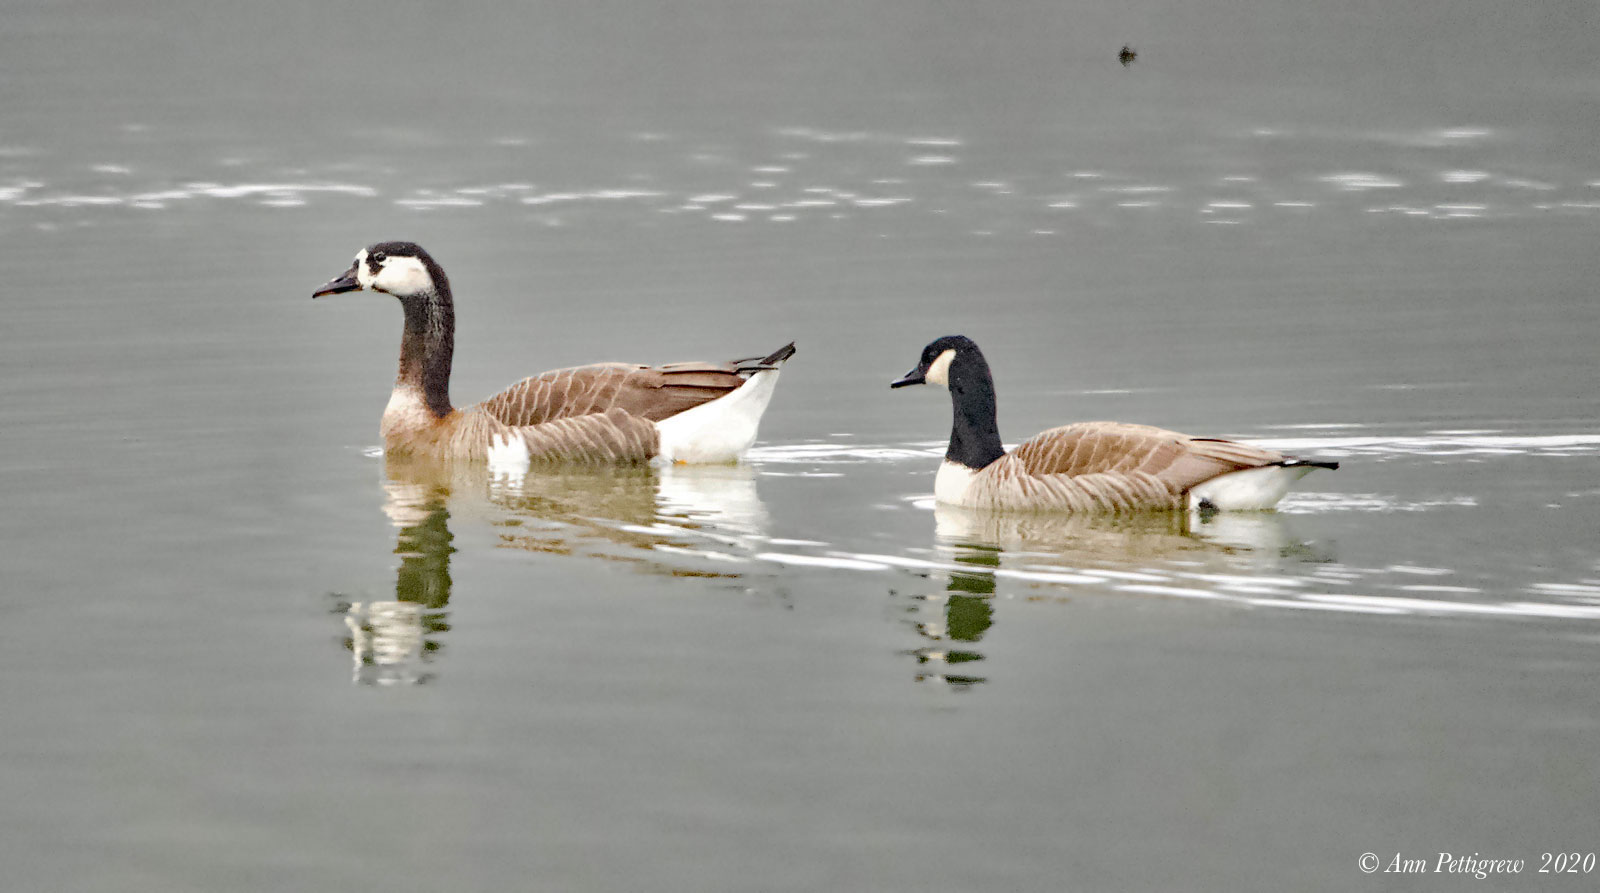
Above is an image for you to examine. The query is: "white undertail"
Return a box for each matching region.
[655,369,782,463]
[1187,465,1314,511]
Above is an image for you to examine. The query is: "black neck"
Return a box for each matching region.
[946,350,1006,470]
[396,284,454,418]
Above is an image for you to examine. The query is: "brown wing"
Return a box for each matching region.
[476,362,751,427]
[1010,422,1289,493]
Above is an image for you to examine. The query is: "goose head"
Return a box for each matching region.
[313,241,446,300]
[891,335,981,390]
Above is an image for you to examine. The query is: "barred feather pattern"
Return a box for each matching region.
[479,362,748,427]
[385,405,660,464]
[378,348,790,465]
[963,422,1291,512]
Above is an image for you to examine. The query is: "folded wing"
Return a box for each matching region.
[968,422,1293,511]
[1012,422,1288,491]
[478,361,754,427]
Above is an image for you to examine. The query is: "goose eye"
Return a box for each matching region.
[372,252,387,264]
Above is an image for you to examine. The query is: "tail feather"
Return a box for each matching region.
[1277,458,1340,471]
[760,341,797,365]
[733,341,797,372]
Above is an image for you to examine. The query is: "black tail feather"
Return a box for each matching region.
[759,341,797,365]
[735,341,797,371]
[1278,458,1340,471]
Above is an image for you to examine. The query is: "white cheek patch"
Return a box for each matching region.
[925,349,956,388]
[375,256,430,296]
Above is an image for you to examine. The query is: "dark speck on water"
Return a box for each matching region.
[1119,44,1138,67]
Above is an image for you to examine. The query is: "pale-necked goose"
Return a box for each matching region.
[313,241,794,467]
[891,335,1338,512]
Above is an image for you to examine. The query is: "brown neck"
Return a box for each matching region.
[396,288,454,418]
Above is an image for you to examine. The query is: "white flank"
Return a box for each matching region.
[486,431,531,475]
[924,349,956,388]
[654,369,781,463]
[1188,465,1315,511]
[933,460,978,506]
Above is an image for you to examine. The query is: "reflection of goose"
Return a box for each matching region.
[892,336,1338,512]
[393,454,769,570]
[656,463,769,535]
[909,544,996,688]
[338,458,775,684]
[342,473,455,685]
[486,463,661,529]
[313,241,794,466]
[341,456,777,684]
[936,502,1194,551]
[934,501,1299,556]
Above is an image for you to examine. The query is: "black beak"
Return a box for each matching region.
[312,263,361,298]
[890,367,927,389]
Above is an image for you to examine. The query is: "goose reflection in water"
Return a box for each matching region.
[904,506,1334,688]
[339,470,454,686]
[489,462,770,570]
[906,544,999,688]
[337,457,771,685]
[933,503,1317,562]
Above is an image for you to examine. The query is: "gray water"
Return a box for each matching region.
[3,1,1598,890]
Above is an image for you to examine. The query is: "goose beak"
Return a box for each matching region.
[890,367,927,389]
[312,264,361,298]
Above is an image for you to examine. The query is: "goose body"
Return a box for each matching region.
[893,336,1337,513]
[314,242,793,466]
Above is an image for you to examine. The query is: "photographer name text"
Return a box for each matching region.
[1358,852,1597,878]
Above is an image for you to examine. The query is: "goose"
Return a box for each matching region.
[313,241,794,468]
[891,335,1338,512]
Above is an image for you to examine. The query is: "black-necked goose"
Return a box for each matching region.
[891,335,1337,512]
[313,241,794,467]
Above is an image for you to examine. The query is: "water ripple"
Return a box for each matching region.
[354,442,1600,632]
[728,433,1600,624]
[4,127,1595,229]
[1253,433,1600,458]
